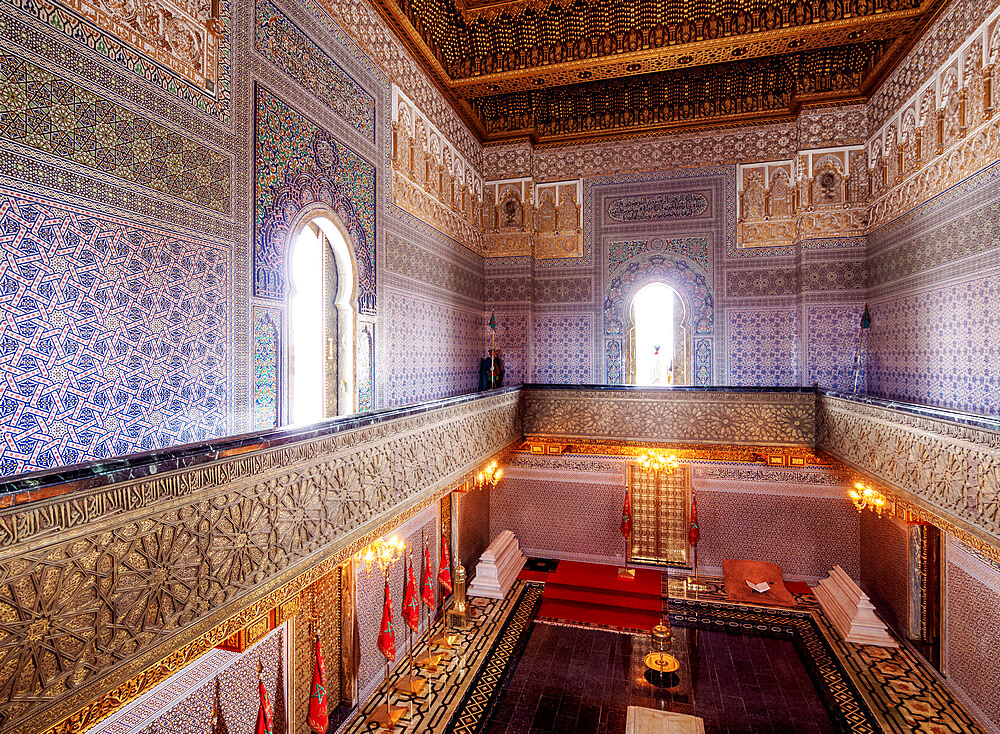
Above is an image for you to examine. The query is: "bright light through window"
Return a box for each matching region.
[290,226,324,425]
[633,283,675,386]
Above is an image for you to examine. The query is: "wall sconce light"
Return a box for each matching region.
[637,451,679,474]
[849,482,889,517]
[358,535,406,576]
[476,461,503,489]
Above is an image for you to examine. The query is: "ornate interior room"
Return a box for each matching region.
[0,0,998,730]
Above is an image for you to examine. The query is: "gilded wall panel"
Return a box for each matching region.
[521,388,815,446]
[0,392,521,734]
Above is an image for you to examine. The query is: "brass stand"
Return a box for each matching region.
[619,530,634,578]
[688,546,707,593]
[365,659,407,731]
[414,649,443,671]
[393,674,426,696]
[365,703,407,730]
[644,651,680,672]
[431,629,458,649]
[394,581,427,699]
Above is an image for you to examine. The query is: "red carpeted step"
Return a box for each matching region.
[538,598,661,631]
[542,584,662,612]
[517,569,552,582]
[545,561,661,596]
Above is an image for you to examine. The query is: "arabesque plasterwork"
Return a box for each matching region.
[391,87,484,252]
[866,7,1000,230]
[817,395,1000,554]
[0,392,521,734]
[521,389,815,446]
[482,178,584,259]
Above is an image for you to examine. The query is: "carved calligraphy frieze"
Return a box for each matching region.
[606,192,710,222]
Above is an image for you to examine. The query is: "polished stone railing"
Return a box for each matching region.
[0,388,521,734]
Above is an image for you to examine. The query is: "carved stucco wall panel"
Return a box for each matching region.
[522,389,815,446]
[0,392,521,734]
[817,395,1000,547]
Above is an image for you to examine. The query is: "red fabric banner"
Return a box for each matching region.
[377,577,396,661]
[689,494,700,547]
[307,633,328,733]
[421,545,435,609]
[256,678,274,734]
[403,560,420,631]
[438,534,453,595]
[620,489,632,538]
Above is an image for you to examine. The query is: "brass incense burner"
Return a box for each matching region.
[644,623,679,674]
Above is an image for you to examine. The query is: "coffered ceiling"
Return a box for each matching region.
[373,0,948,144]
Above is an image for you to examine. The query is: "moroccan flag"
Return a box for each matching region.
[620,490,632,537]
[689,494,701,547]
[421,545,435,609]
[377,578,396,662]
[307,634,328,733]
[403,560,420,631]
[256,677,274,734]
[860,303,871,329]
[438,534,453,595]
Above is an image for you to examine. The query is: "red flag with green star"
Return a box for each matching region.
[689,494,701,547]
[421,544,435,609]
[403,558,420,631]
[255,676,274,734]
[621,489,632,538]
[307,633,328,733]
[439,534,453,595]
[377,578,396,661]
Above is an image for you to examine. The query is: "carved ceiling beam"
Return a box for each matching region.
[448,13,926,98]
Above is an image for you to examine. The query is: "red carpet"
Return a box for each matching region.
[538,561,662,631]
[785,581,813,595]
[517,569,552,583]
[722,558,797,608]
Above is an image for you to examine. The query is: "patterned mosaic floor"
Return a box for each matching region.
[341,583,542,734]
[343,572,986,734]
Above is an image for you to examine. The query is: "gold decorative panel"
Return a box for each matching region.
[628,462,691,567]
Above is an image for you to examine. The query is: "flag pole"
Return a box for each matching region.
[853,304,871,395]
[414,528,441,671]
[383,566,391,715]
[489,310,496,387]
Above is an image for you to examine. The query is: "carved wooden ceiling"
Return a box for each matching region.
[373,0,949,144]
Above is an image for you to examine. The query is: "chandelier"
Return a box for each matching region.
[476,461,503,489]
[359,535,406,576]
[637,451,679,474]
[849,482,889,517]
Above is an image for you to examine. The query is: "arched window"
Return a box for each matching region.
[626,283,688,386]
[287,216,356,424]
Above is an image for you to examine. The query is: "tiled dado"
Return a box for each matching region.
[0,390,520,734]
[521,387,815,446]
[817,394,1000,557]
